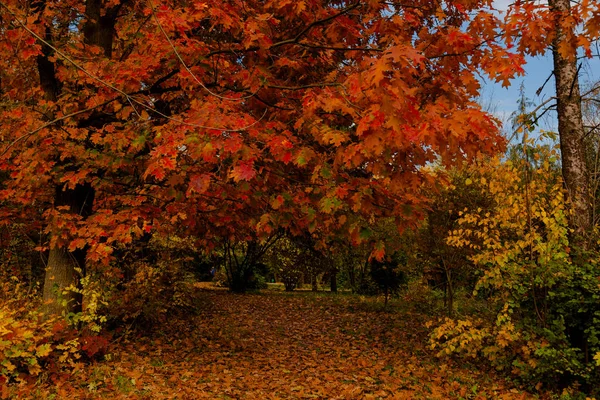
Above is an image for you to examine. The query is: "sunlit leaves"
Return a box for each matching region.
[0,0,529,271]
[504,0,600,60]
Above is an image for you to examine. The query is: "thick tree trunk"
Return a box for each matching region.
[38,0,117,317]
[549,0,592,247]
[43,248,81,316]
[32,0,78,317]
[43,184,94,316]
[83,0,120,58]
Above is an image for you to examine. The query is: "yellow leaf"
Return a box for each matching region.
[36,343,52,358]
[3,361,15,372]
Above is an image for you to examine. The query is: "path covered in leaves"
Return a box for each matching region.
[28,290,537,399]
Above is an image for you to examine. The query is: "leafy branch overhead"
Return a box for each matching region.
[1,0,600,397]
[0,0,519,275]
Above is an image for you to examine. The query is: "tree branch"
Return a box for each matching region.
[270,3,361,49]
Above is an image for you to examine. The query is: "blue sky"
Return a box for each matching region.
[482,0,600,134]
[481,52,600,132]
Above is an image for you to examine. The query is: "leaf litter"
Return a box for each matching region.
[12,289,541,399]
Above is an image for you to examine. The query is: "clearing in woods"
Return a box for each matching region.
[21,289,539,399]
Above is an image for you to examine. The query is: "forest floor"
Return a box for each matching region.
[15,287,547,399]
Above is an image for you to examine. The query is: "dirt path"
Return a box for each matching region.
[25,291,537,399]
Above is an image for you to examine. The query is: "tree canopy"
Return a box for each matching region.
[3,0,600,396]
[0,0,519,313]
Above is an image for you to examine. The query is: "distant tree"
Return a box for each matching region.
[369,252,408,307]
[265,237,306,291]
[223,235,282,293]
[419,167,495,316]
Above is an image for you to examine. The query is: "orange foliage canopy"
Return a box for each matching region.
[0,0,523,263]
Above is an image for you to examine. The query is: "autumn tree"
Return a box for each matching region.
[270,233,337,292]
[419,167,495,316]
[265,236,309,291]
[0,0,520,318]
[1,0,119,317]
[223,236,281,293]
[331,238,371,294]
[580,83,600,226]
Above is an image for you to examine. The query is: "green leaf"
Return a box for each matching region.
[320,197,336,213]
[132,134,147,147]
[36,343,52,358]
[320,164,332,179]
[296,154,307,166]
[359,227,372,240]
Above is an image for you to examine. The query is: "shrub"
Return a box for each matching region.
[0,278,107,383]
[369,253,408,306]
[401,280,440,314]
[212,266,229,288]
[107,261,196,329]
[432,143,600,393]
[1,305,74,380]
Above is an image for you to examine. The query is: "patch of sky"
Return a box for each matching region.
[480,0,600,142]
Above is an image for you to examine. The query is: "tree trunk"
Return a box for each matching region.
[43,183,94,316]
[43,248,81,316]
[549,0,592,247]
[311,271,318,292]
[38,0,117,318]
[346,252,356,292]
[225,240,261,293]
[33,0,81,317]
[384,285,389,308]
[444,266,453,317]
[330,268,338,293]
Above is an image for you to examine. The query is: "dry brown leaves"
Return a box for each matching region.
[9,290,541,399]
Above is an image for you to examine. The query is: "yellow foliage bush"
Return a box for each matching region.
[428,305,541,375]
[429,139,600,387]
[428,317,491,359]
[0,280,83,382]
[63,271,108,333]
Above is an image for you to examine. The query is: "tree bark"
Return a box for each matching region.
[32,0,79,317]
[549,0,592,247]
[42,248,81,316]
[39,0,117,317]
[43,184,95,316]
[330,267,338,293]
